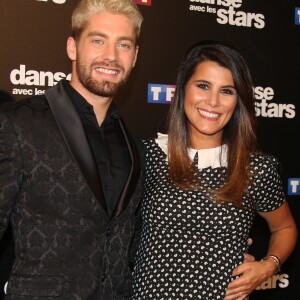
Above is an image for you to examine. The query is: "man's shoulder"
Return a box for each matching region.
[0,94,49,115]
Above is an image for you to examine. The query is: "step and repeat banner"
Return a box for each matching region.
[0,0,299,299]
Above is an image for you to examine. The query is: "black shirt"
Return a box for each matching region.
[63,80,131,216]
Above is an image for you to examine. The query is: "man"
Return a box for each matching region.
[0,0,143,299]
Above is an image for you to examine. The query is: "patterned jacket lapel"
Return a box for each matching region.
[45,81,108,217]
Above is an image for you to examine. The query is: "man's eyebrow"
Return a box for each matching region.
[87,31,135,43]
[87,31,106,38]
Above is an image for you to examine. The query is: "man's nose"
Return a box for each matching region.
[102,43,117,61]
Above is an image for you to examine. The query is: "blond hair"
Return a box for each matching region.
[71,0,143,40]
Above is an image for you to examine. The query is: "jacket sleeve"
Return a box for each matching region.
[0,108,23,240]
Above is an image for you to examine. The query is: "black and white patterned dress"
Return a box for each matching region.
[133,134,285,299]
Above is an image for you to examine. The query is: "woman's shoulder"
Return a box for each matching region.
[251,151,280,163]
[250,151,281,173]
[142,133,168,155]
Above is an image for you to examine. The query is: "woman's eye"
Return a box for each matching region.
[221,88,235,95]
[197,83,209,90]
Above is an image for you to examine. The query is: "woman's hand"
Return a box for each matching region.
[224,259,277,300]
[225,201,297,300]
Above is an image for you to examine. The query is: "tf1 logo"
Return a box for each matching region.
[133,0,152,6]
[148,83,176,104]
[295,7,300,25]
[288,178,300,195]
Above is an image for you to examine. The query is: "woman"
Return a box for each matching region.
[133,41,297,299]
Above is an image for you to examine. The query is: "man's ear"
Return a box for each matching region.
[66,37,77,61]
[132,45,139,68]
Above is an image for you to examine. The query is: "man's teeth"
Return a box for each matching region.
[96,67,118,75]
[197,109,219,118]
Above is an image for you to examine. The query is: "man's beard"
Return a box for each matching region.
[76,61,129,97]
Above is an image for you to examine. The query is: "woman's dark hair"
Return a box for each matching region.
[167,40,257,207]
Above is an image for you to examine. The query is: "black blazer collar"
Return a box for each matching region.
[45,81,141,221]
[111,116,141,221]
[45,81,109,218]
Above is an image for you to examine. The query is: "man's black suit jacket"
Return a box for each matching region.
[0,81,144,300]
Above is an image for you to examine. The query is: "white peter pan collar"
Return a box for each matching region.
[155,132,228,169]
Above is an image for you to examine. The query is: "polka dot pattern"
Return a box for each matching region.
[133,139,285,299]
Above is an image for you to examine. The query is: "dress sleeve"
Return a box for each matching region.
[251,154,286,212]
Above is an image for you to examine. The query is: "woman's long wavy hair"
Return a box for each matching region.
[167,40,257,207]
